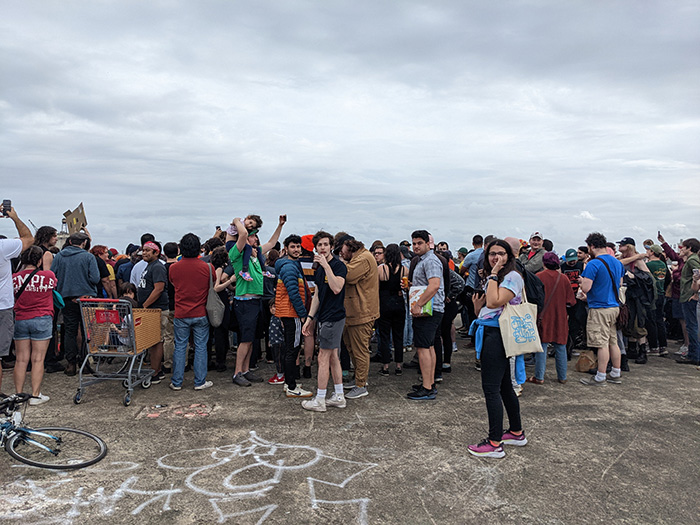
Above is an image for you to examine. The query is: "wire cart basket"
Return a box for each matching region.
[75,298,161,406]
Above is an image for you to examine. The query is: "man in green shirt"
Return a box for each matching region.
[228,215,286,386]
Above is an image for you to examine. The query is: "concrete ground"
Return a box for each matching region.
[1,337,699,525]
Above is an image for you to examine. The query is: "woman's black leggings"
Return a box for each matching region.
[480,326,522,442]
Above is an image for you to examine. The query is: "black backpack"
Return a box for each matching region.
[447,269,465,301]
[516,260,545,314]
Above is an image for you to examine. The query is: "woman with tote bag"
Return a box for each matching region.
[467,239,528,458]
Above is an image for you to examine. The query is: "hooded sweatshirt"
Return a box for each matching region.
[50,245,100,298]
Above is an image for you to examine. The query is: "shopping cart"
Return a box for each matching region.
[74,298,162,406]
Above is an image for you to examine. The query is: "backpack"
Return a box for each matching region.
[516,260,545,314]
[447,269,465,301]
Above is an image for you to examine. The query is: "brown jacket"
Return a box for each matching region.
[343,248,380,326]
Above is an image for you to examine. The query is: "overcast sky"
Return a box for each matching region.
[2,1,699,253]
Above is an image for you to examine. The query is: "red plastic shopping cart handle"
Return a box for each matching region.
[77,298,121,303]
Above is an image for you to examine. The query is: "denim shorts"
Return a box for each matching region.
[14,315,53,341]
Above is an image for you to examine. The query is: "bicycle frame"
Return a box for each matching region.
[8,427,62,456]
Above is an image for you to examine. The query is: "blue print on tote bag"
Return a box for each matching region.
[510,313,537,344]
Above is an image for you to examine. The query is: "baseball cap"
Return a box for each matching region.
[617,237,635,246]
[649,244,663,255]
[126,243,139,255]
[108,248,118,258]
[564,248,577,262]
[458,247,468,255]
[530,232,543,240]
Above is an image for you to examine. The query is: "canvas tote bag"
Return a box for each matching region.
[206,266,225,328]
[498,281,543,357]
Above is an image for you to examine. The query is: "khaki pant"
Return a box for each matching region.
[163,310,175,368]
[343,321,374,388]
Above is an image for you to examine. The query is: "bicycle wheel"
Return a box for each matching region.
[6,427,107,469]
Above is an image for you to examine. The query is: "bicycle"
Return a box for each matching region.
[0,392,107,469]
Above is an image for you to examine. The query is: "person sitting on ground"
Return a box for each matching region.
[12,246,57,405]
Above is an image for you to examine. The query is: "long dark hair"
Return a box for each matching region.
[483,239,518,282]
[383,243,401,274]
[210,246,230,269]
[34,226,57,247]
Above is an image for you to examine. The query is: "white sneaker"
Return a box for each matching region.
[301,396,327,412]
[325,392,346,408]
[194,380,213,390]
[676,345,689,356]
[286,385,313,398]
[29,393,50,406]
[283,382,302,392]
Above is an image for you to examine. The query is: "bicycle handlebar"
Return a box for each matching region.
[0,392,33,412]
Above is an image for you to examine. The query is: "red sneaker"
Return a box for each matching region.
[268,374,285,385]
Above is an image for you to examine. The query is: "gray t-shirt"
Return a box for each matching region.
[413,251,445,313]
[137,260,169,311]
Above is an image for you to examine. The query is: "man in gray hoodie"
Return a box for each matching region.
[51,232,100,375]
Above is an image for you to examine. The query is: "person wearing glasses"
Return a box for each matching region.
[468,239,527,458]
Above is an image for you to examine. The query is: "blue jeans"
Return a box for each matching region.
[534,343,568,381]
[403,298,413,347]
[172,316,209,388]
[681,300,699,361]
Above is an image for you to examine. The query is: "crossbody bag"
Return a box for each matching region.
[596,256,629,329]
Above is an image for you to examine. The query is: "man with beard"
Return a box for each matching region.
[339,235,379,399]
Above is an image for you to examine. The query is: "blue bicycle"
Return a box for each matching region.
[0,392,107,469]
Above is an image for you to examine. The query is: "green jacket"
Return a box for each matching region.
[680,252,700,303]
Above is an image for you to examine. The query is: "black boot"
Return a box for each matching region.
[620,354,630,371]
[627,341,639,360]
[635,344,648,364]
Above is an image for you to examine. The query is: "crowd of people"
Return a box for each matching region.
[1,207,699,459]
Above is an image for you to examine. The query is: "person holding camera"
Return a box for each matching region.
[0,206,35,393]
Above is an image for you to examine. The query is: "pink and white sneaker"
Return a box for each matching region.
[467,439,505,458]
[501,430,528,446]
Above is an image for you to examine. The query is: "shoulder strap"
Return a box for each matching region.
[595,256,621,303]
[15,267,41,301]
[540,273,562,317]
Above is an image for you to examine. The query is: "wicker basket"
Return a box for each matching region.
[132,308,162,353]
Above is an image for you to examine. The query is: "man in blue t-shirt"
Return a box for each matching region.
[579,232,625,386]
[301,231,348,412]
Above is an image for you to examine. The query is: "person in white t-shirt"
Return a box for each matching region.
[0,206,34,393]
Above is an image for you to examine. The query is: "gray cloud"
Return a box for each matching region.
[1,0,699,253]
